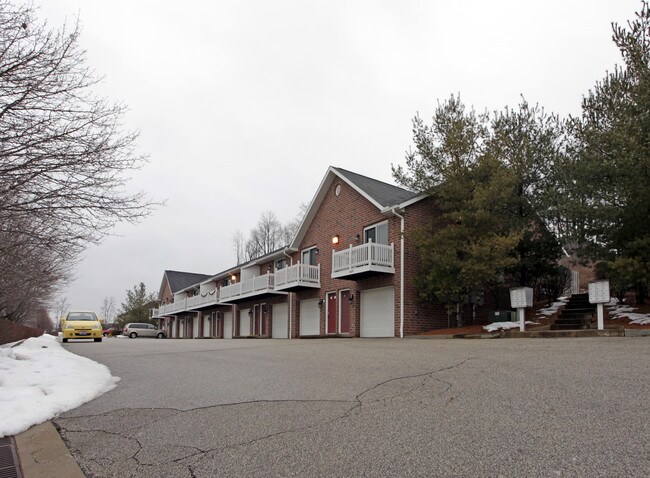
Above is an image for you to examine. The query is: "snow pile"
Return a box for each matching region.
[483,321,538,333]
[535,297,568,318]
[607,300,650,325]
[0,334,120,437]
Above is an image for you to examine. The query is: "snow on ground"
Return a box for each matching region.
[483,321,539,333]
[535,297,569,318]
[607,299,650,325]
[0,334,119,437]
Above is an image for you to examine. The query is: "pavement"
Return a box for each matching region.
[12,332,650,477]
[14,422,84,478]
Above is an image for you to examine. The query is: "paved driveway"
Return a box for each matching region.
[55,337,650,477]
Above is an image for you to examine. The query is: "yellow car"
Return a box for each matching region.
[61,310,103,343]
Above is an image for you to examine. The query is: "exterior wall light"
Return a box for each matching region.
[348,294,354,303]
[231,275,236,282]
[332,235,339,245]
[318,299,324,308]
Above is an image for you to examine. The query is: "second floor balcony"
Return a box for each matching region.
[274,263,320,292]
[219,272,287,303]
[331,241,395,279]
[151,288,220,318]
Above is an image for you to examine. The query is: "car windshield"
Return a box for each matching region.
[67,313,96,321]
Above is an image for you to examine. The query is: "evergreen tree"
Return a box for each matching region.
[393,96,565,314]
[569,0,650,303]
[118,283,156,327]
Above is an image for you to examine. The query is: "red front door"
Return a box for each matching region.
[340,290,351,334]
[327,292,337,334]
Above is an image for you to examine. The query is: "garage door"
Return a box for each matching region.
[178,319,185,338]
[300,299,320,336]
[223,311,233,339]
[239,309,251,336]
[361,286,395,337]
[272,303,288,338]
[192,316,200,338]
[202,315,211,337]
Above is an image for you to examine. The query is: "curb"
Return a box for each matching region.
[14,422,84,478]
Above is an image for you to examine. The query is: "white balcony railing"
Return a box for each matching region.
[186,289,219,309]
[220,273,277,302]
[151,289,220,317]
[332,241,394,278]
[275,263,320,290]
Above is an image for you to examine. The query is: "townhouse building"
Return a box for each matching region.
[151,166,450,338]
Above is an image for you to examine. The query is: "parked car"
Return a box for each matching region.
[61,310,103,343]
[123,323,166,339]
[102,324,121,337]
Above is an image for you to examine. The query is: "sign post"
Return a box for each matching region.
[588,280,610,330]
[509,287,533,332]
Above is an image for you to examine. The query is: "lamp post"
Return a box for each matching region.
[509,287,533,332]
[588,280,610,330]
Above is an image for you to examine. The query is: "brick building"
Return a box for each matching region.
[151,166,450,338]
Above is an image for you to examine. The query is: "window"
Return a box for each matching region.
[364,221,388,245]
[275,258,286,270]
[301,247,317,265]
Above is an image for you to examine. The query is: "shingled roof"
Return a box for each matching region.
[331,167,419,208]
[289,166,427,250]
[159,270,212,300]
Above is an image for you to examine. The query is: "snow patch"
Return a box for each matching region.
[0,334,119,437]
[483,321,538,333]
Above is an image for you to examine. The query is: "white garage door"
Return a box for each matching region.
[272,303,288,338]
[300,299,320,336]
[239,309,251,336]
[361,286,395,337]
[192,316,200,338]
[178,319,185,338]
[203,316,211,337]
[223,311,233,339]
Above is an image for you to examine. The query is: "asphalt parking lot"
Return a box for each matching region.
[55,336,650,477]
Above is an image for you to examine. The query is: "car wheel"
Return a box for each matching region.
[129,332,137,338]
[62,338,68,343]
[94,338,102,342]
[156,332,164,339]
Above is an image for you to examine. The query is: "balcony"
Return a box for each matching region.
[219,273,287,303]
[186,289,220,310]
[274,263,320,292]
[151,289,220,318]
[331,241,395,279]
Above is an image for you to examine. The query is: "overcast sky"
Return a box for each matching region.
[36,0,640,317]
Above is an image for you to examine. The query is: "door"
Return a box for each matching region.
[239,309,251,336]
[223,311,233,339]
[272,303,288,338]
[178,319,185,338]
[299,299,320,336]
[326,292,337,334]
[360,286,395,337]
[340,290,351,334]
[203,315,211,337]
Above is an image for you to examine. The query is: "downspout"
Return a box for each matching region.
[284,250,294,339]
[391,207,405,338]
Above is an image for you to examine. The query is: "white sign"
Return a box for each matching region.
[588,280,610,304]
[509,287,533,309]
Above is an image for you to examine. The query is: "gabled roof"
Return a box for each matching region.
[159,270,212,299]
[332,167,420,208]
[290,166,427,249]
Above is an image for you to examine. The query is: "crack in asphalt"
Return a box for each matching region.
[57,357,474,477]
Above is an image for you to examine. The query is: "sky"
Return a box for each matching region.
[33,0,641,317]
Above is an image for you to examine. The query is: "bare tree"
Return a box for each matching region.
[232,230,246,265]
[0,3,155,321]
[51,296,70,330]
[245,211,284,261]
[100,296,116,323]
